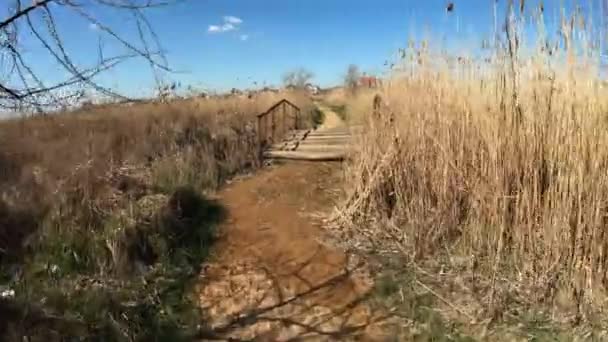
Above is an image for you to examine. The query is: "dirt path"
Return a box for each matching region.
[196,109,386,341]
[315,103,345,130]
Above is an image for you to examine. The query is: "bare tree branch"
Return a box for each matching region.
[0,0,54,31]
[0,0,180,113]
[282,68,314,89]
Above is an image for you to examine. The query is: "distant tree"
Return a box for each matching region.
[344,64,361,95]
[282,68,314,89]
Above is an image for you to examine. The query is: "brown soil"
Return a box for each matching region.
[196,161,387,341]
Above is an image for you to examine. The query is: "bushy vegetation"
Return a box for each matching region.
[309,106,325,127]
[0,91,314,340]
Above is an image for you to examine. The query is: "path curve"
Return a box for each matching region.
[315,103,344,130]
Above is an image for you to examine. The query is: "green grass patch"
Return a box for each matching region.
[2,186,224,340]
[370,266,475,342]
[309,107,325,128]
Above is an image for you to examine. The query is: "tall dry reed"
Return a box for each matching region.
[336,2,608,313]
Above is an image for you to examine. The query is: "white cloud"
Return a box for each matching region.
[208,23,236,33]
[239,34,249,41]
[224,16,243,25]
[208,15,243,34]
[208,25,221,33]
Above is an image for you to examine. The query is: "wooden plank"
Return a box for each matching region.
[263,150,346,161]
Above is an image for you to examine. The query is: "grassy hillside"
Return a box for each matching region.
[0,91,315,340]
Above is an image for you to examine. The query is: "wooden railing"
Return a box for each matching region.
[257,99,301,149]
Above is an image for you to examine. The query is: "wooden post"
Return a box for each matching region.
[271,108,275,144]
[257,115,262,145]
[266,114,270,144]
[295,107,299,130]
[282,102,286,136]
[257,114,264,160]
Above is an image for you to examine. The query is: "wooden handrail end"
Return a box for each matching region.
[257,98,300,118]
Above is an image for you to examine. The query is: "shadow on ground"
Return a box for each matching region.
[196,250,389,341]
[194,162,389,341]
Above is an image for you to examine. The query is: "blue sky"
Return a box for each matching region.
[17,0,608,97]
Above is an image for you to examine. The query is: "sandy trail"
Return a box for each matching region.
[196,108,385,341]
[315,103,343,130]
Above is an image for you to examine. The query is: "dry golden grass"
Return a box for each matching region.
[0,89,314,340]
[321,87,348,105]
[333,4,608,335]
[0,89,315,257]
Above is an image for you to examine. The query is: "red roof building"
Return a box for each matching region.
[358,75,380,88]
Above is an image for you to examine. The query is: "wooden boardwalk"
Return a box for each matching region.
[264,123,362,161]
[257,100,361,161]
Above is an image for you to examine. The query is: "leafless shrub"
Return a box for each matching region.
[282,67,315,90]
[344,64,361,95]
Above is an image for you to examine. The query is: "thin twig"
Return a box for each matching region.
[415,279,476,322]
